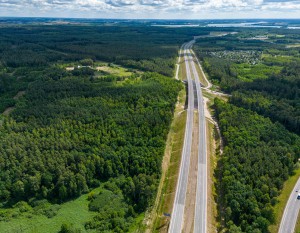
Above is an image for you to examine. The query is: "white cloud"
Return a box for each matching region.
[0,0,299,18]
[262,1,300,10]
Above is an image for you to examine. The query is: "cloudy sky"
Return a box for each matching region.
[0,0,299,19]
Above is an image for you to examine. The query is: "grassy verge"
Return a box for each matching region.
[295,215,300,233]
[207,120,218,233]
[269,164,300,233]
[178,50,183,64]
[204,85,222,233]
[191,53,208,87]
[179,59,186,81]
[202,82,226,232]
[203,89,229,103]
[149,88,187,233]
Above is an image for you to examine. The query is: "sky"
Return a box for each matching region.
[0,0,300,19]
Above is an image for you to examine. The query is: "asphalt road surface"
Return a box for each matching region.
[187,41,208,233]
[168,42,195,233]
[168,40,207,233]
[279,177,300,233]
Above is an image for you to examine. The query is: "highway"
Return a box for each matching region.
[279,177,300,233]
[188,41,208,233]
[168,42,195,233]
[168,40,207,233]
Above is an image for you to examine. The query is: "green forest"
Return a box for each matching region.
[0,23,198,232]
[215,100,300,233]
[0,71,182,231]
[0,23,214,117]
[0,24,212,77]
[195,28,300,232]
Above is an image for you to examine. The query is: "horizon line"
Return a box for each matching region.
[0,16,300,21]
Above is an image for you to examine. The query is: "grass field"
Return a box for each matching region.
[269,164,300,233]
[61,62,134,77]
[286,44,300,48]
[0,188,102,233]
[232,63,282,81]
[95,63,133,77]
[0,185,146,233]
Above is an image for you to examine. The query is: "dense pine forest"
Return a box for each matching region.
[0,24,211,76]
[0,22,198,232]
[195,28,300,232]
[0,23,215,116]
[0,71,182,231]
[215,100,300,233]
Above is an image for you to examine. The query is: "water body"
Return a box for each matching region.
[206,23,282,28]
[151,24,200,28]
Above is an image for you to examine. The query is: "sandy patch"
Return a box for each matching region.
[13,91,26,100]
[3,107,15,116]
[66,67,74,71]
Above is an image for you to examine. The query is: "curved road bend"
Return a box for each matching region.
[279,177,300,233]
[168,42,195,233]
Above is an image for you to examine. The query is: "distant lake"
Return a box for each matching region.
[206,23,282,28]
[150,22,300,29]
[151,24,200,28]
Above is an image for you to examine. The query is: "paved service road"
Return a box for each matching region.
[169,40,208,233]
[168,42,195,233]
[279,177,300,233]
